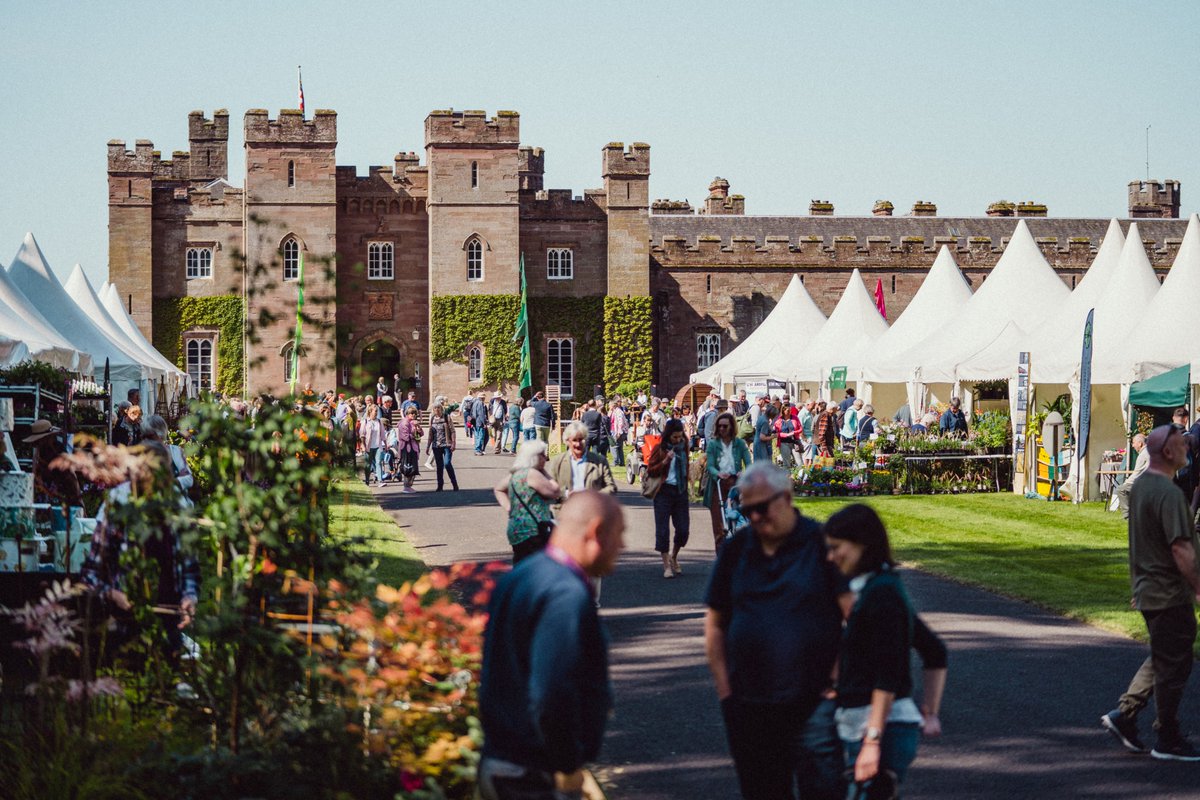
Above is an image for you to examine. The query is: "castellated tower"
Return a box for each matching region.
[603,142,650,296]
[107,140,157,338]
[425,110,521,397]
[243,109,338,396]
[188,110,229,181]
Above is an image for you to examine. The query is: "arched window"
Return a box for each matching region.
[186,338,214,392]
[282,238,300,281]
[287,160,296,188]
[471,161,479,189]
[546,338,574,398]
[467,346,483,383]
[368,242,394,280]
[282,341,296,384]
[466,238,483,281]
[696,334,721,369]
[186,247,213,279]
[547,248,574,280]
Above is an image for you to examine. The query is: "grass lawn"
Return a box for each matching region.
[795,493,1153,643]
[329,474,426,587]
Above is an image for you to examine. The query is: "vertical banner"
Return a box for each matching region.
[1015,352,1030,492]
[1077,309,1094,460]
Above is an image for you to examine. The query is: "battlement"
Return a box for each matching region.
[243,109,337,144]
[188,109,229,141]
[602,142,650,177]
[518,146,545,191]
[108,139,158,172]
[425,109,520,146]
[1129,178,1180,218]
[653,199,695,215]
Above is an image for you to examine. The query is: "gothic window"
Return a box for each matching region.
[282,341,296,384]
[287,160,296,188]
[471,161,479,189]
[186,338,214,393]
[546,338,574,398]
[547,248,574,280]
[186,247,213,279]
[467,346,483,383]
[368,242,394,280]
[466,238,483,281]
[697,333,721,369]
[283,237,300,281]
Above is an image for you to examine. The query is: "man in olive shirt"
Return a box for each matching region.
[1102,425,1200,761]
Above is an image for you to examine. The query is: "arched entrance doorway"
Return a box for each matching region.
[360,340,401,391]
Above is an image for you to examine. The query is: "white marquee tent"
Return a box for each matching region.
[100,281,187,390]
[691,274,826,391]
[0,245,90,373]
[790,268,889,393]
[7,233,158,394]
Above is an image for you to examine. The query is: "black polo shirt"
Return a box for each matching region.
[705,510,848,705]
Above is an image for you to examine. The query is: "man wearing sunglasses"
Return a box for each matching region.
[704,462,851,799]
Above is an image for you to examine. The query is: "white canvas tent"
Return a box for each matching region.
[0,245,90,372]
[789,268,889,396]
[7,233,156,394]
[100,282,187,393]
[861,246,973,415]
[691,274,827,392]
[1108,214,1200,383]
[919,220,1072,383]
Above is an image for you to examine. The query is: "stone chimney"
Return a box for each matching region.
[872,200,894,217]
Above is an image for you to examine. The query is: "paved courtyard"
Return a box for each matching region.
[374,450,1200,799]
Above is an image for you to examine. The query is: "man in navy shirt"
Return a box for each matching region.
[705,462,851,799]
[479,491,626,799]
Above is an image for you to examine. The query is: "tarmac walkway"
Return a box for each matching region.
[373,449,1200,799]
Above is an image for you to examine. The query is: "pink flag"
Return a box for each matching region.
[297,66,305,116]
[874,278,887,320]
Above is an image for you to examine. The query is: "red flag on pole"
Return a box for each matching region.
[297,66,305,117]
[874,278,887,320]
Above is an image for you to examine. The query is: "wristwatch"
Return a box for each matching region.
[864,726,883,743]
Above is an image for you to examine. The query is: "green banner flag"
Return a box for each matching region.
[289,248,304,395]
[513,254,532,392]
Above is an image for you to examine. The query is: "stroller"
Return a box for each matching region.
[716,480,748,538]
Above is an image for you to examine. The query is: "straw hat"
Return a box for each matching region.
[22,419,60,443]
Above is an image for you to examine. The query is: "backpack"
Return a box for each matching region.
[737,413,755,440]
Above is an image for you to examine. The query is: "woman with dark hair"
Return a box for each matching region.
[395,406,423,494]
[645,417,691,578]
[425,403,460,492]
[703,411,750,551]
[824,504,948,796]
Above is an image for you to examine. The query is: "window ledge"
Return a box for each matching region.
[367,274,395,281]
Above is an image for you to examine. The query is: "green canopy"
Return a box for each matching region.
[1129,364,1191,408]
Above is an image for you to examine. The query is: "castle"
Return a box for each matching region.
[107,107,1188,403]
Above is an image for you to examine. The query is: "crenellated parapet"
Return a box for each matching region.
[425,109,519,146]
[243,108,337,144]
[602,142,650,177]
[520,188,606,222]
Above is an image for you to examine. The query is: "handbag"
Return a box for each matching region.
[511,476,556,548]
[641,470,665,499]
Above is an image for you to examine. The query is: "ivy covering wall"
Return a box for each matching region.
[529,297,604,398]
[152,296,244,396]
[430,295,521,386]
[603,296,653,394]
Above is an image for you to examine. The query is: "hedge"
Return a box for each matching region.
[152,296,244,396]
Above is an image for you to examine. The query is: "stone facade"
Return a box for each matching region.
[107,105,1190,403]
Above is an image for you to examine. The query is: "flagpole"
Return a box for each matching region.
[297,65,305,119]
[290,249,304,396]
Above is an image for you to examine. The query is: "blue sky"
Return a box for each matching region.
[2,1,1197,287]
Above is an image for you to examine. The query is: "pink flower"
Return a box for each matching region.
[399,770,424,791]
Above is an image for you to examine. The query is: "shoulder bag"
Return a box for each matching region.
[511,473,556,548]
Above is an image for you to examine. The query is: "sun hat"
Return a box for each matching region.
[22,419,60,443]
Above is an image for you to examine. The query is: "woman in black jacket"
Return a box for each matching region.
[824,504,947,795]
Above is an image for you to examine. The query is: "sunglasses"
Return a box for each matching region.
[740,491,788,517]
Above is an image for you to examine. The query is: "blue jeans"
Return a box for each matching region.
[842,721,921,786]
[504,422,520,452]
[375,446,391,480]
[364,447,378,483]
[474,424,488,453]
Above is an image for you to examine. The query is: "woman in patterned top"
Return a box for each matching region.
[493,439,561,563]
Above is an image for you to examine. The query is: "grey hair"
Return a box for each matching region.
[863,404,874,415]
[512,439,548,471]
[141,413,169,441]
[736,461,793,497]
[563,420,588,441]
